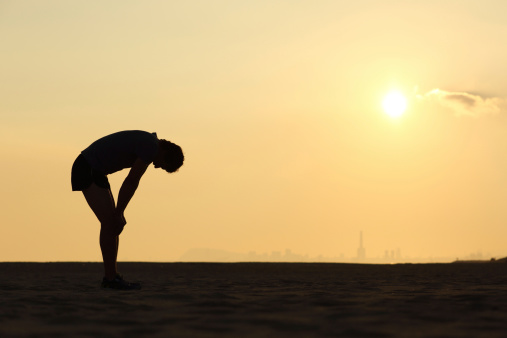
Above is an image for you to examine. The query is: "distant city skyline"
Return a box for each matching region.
[178,246,497,264]
[178,230,500,264]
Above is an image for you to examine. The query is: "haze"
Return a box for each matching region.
[2,0,507,262]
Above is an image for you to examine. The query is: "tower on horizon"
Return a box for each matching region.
[357,231,365,260]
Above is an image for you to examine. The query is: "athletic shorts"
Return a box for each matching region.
[71,154,111,191]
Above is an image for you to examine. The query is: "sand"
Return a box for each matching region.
[1,262,507,337]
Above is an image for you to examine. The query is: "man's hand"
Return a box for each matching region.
[113,211,127,236]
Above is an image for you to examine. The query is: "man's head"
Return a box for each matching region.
[154,139,184,173]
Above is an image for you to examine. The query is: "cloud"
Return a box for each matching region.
[417,89,505,117]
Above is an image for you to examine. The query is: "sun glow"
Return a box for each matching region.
[382,91,407,118]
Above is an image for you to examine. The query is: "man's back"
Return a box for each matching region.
[81,130,159,175]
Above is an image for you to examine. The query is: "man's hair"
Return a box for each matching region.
[160,139,184,173]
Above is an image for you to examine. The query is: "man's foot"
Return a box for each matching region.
[101,274,142,290]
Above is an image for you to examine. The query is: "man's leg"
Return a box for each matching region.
[82,183,118,280]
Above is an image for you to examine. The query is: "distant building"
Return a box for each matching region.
[357,231,365,260]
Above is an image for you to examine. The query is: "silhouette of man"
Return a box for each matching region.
[71,130,184,289]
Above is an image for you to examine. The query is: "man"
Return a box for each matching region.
[71,130,184,290]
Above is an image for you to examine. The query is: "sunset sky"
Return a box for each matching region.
[2,0,507,262]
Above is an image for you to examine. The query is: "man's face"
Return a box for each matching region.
[153,156,163,169]
[153,155,171,172]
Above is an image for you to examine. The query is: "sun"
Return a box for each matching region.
[382,91,407,118]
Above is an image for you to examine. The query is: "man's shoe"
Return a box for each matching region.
[101,274,142,290]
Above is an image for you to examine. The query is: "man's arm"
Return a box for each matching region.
[116,158,150,216]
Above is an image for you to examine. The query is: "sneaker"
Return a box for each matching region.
[101,273,142,290]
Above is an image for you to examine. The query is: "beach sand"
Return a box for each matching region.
[1,262,507,337]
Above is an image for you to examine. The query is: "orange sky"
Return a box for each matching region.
[2,1,507,262]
